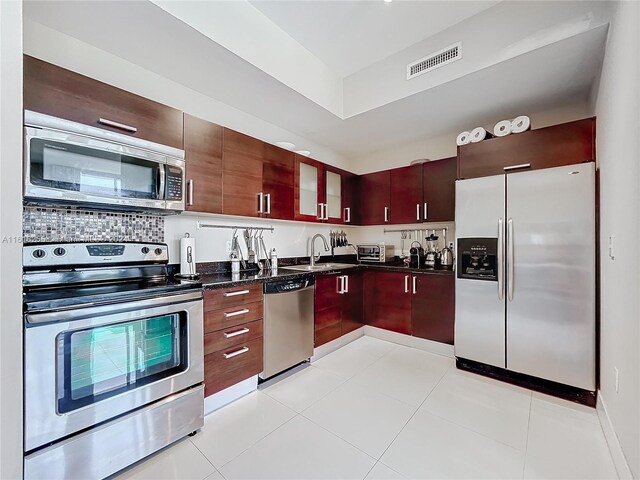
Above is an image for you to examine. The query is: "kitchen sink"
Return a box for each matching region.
[281,263,357,272]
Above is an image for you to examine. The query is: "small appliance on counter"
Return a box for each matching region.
[424,232,440,267]
[357,243,395,263]
[409,241,425,269]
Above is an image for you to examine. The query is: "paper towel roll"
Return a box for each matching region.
[456,131,471,146]
[180,233,197,277]
[511,115,531,134]
[493,120,512,137]
[470,127,493,143]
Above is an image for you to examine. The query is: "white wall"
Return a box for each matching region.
[0,0,23,478]
[593,1,640,477]
[348,102,592,175]
[165,213,356,265]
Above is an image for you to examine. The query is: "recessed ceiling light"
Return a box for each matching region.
[384,0,393,3]
[294,150,311,157]
[276,141,295,150]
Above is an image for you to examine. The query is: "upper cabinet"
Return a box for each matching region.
[457,118,596,180]
[23,55,184,149]
[390,165,423,224]
[222,129,295,220]
[422,157,456,223]
[359,170,391,225]
[295,156,326,222]
[184,115,223,214]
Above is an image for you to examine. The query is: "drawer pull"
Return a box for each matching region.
[223,308,250,318]
[223,327,250,338]
[223,347,249,359]
[98,117,138,133]
[503,163,531,171]
[223,290,250,297]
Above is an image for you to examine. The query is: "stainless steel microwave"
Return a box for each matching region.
[24,110,186,213]
[357,243,395,263]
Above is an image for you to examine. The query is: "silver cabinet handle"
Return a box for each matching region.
[257,192,264,213]
[344,207,351,223]
[265,193,271,215]
[344,275,349,293]
[503,163,531,171]
[507,218,514,301]
[324,203,329,220]
[336,275,344,294]
[412,276,417,294]
[223,290,250,298]
[318,203,323,220]
[98,117,138,133]
[404,275,409,293]
[498,218,504,301]
[424,202,428,220]
[223,308,250,317]
[385,206,389,223]
[223,347,249,359]
[187,179,194,206]
[416,204,421,222]
[224,327,250,338]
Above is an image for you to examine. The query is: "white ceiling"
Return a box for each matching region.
[249,0,501,77]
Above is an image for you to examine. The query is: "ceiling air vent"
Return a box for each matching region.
[406,42,462,80]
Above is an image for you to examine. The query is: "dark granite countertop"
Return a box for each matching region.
[194,259,454,291]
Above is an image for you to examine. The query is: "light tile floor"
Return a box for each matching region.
[116,336,618,480]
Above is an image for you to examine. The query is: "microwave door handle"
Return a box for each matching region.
[158,164,166,200]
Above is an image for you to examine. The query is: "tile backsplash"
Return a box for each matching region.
[23,206,164,244]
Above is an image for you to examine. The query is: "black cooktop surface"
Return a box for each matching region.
[23,277,202,313]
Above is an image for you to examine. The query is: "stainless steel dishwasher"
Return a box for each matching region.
[260,276,315,380]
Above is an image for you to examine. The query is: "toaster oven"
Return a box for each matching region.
[356,243,395,263]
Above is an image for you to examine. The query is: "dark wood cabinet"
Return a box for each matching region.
[341,271,363,335]
[343,173,360,225]
[390,165,423,224]
[359,171,391,225]
[263,143,295,220]
[314,271,364,346]
[411,274,455,345]
[457,118,596,180]
[423,157,456,222]
[222,129,264,217]
[363,271,412,335]
[314,274,343,346]
[23,55,184,149]
[184,114,223,214]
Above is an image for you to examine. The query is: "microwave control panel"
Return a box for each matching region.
[165,166,184,201]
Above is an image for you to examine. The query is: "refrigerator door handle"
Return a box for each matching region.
[507,218,514,301]
[498,218,504,300]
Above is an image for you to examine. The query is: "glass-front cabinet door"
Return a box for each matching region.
[325,170,343,223]
[295,155,325,222]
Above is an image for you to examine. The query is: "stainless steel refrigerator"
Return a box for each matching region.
[455,162,596,391]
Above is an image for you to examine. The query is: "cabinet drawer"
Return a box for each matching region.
[204,319,263,355]
[204,301,263,333]
[23,56,183,149]
[204,337,263,397]
[204,283,263,310]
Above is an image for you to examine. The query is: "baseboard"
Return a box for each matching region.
[204,375,258,415]
[311,327,364,362]
[597,392,634,479]
[363,326,455,357]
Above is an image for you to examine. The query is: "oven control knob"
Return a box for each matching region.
[154,248,163,256]
[53,247,66,257]
[32,249,46,259]
[141,247,150,255]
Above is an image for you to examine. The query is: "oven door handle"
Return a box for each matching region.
[25,290,203,325]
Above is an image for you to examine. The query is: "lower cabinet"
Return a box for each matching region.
[203,284,264,397]
[411,273,455,345]
[363,270,455,343]
[314,272,363,347]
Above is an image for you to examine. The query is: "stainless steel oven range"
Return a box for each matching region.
[22,242,204,479]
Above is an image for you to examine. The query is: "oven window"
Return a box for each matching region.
[56,313,187,413]
[29,138,160,200]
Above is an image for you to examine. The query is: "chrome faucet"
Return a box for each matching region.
[310,234,330,267]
